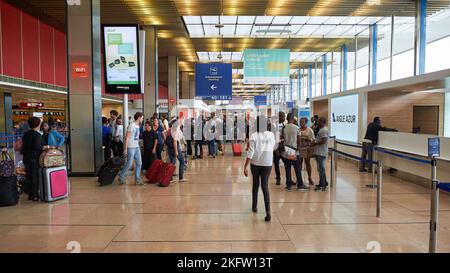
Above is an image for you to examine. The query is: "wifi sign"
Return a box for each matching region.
[72,63,89,78]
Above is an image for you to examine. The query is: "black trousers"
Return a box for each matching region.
[142,149,156,171]
[103,138,111,161]
[195,140,203,157]
[24,161,39,198]
[186,140,193,156]
[360,142,374,171]
[111,141,118,157]
[250,164,272,214]
[284,155,304,188]
[273,150,282,180]
[116,140,124,157]
[156,144,163,160]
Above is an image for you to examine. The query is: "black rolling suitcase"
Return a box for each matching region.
[97,156,125,186]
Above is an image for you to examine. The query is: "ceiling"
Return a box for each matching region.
[6,0,450,98]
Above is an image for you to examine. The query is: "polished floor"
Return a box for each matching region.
[1,145,450,253]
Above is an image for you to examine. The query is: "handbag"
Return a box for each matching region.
[0,151,15,177]
[281,145,298,161]
[39,148,66,167]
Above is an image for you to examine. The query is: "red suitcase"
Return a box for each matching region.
[158,163,176,187]
[145,159,164,184]
[232,143,242,156]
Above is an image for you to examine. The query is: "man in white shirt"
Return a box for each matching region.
[118,112,144,186]
[273,111,286,185]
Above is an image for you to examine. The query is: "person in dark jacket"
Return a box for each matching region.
[142,120,158,171]
[360,117,395,172]
[102,117,112,161]
[21,117,49,201]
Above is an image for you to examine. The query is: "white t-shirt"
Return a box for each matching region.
[126,122,140,148]
[247,131,276,167]
[115,125,124,142]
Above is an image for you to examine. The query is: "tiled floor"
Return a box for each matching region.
[1,146,450,253]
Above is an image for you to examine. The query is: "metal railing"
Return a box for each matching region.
[329,137,382,218]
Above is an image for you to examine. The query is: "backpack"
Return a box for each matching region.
[165,133,175,156]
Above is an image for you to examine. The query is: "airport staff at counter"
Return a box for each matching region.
[360,117,396,172]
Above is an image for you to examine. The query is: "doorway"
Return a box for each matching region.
[412,105,439,135]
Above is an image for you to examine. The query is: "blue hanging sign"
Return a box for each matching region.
[195,63,232,100]
[254,95,267,106]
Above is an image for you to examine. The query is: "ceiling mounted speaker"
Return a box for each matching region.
[215,23,224,28]
[217,52,223,60]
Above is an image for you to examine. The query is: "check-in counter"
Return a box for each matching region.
[377,132,450,183]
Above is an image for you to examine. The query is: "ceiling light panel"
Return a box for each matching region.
[289,16,310,24]
[220,16,237,24]
[296,25,319,36]
[235,25,253,36]
[272,16,292,24]
[186,25,204,37]
[184,16,201,24]
[237,16,255,24]
[311,24,337,36]
[220,25,236,36]
[203,25,220,36]
[202,16,219,24]
[255,16,274,24]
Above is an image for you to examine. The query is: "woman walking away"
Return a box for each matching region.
[298,117,315,186]
[22,117,49,201]
[244,116,275,222]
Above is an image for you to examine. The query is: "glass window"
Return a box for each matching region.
[326,52,333,95]
[315,60,322,97]
[426,6,450,73]
[392,16,415,80]
[355,27,370,88]
[346,38,356,90]
[376,17,392,83]
[332,50,341,93]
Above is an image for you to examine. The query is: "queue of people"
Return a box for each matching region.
[245,112,330,221]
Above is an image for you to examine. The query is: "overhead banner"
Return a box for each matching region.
[254,95,267,106]
[103,25,142,94]
[243,49,290,85]
[195,63,232,100]
[330,94,359,143]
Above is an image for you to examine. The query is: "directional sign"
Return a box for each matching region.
[286,101,294,109]
[195,63,232,100]
[254,95,267,106]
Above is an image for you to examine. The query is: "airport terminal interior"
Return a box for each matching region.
[1,0,450,254]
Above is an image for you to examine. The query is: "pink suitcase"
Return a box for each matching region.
[39,166,69,202]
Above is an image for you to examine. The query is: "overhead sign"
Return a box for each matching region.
[287,101,294,109]
[254,95,267,106]
[243,49,290,85]
[102,25,141,94]
[428,137,440,158]
[195,63,232,100]
[330,94,359,143]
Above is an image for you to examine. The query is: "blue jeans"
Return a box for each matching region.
[208,139,216,156]
[119,147,142,184]
[169,150,185,180]
[315,155,328,187]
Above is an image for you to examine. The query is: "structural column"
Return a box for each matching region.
[369,24,378,85]
[168,56,179,116]
[322,54,327,96]
[143,26,158,118]
[341,44,348,91]
[415,0,427,75]
[67,0,103,175]
[188,74,196,99]
[308,65,313,99]
[180,71,190,100]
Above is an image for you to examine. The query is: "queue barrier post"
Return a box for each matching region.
[429,157,438,253]
[372,145,377,188]
[330,137,337,188]
[376,160,383,218]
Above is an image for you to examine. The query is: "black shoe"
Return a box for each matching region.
[252,207,257,213]
[314,185,328,192]
[359,169,367,172]
[276,179,281,185]
[265,214,271,222]
[286,187,292,192]
[32,196,40,202]
[28,195,33,201]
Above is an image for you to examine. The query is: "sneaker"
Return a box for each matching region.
[118,179,126,185]
[265,214,271,222]
[135,182,144,186]
[314,185,327,192]
[252,207,257,213]
[297,185,309,192]
[286,187,293,192]
[275,179,281,186]
[179,178,188,182]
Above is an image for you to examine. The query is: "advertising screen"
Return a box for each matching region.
[103,25,141,94]
[330,94,359,143]
[243,49,290,85]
